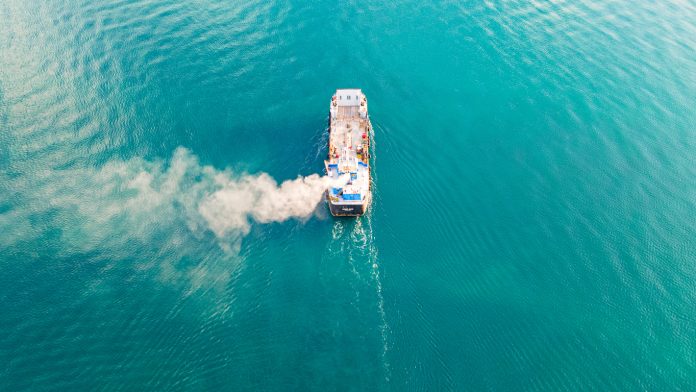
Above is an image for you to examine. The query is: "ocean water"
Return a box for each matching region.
[1,0,696,390]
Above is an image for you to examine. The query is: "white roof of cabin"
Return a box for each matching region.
[335,89,363,107]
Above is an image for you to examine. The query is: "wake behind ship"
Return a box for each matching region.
[325,89,372,216]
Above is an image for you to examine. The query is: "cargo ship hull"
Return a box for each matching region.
[325,89,372,217]
[327,192,370,216]
[328,202,366,216]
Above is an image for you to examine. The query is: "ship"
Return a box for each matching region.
[325,89,372,216]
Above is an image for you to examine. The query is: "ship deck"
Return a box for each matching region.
[328,118,370,166]
[326,89,371,216]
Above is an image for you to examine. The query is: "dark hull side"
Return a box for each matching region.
[328,197,367,217]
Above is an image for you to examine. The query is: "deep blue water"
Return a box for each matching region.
[1,0,696,390]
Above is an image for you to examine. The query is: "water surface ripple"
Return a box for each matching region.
[1,0,696,390]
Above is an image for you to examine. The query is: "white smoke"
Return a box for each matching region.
[0,147,341,251]
[137,147,342,238]
[199,172,341,237]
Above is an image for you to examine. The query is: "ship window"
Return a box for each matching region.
[339,96,342,100]
[347,95,351,100]
[355,95,358,100]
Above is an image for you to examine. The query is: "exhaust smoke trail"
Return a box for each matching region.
[199,171,343,238]
[0,147,341,251]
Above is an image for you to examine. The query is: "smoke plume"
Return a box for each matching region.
[0,147,340,251]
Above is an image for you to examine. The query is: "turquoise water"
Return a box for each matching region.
[2,0,696,390]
